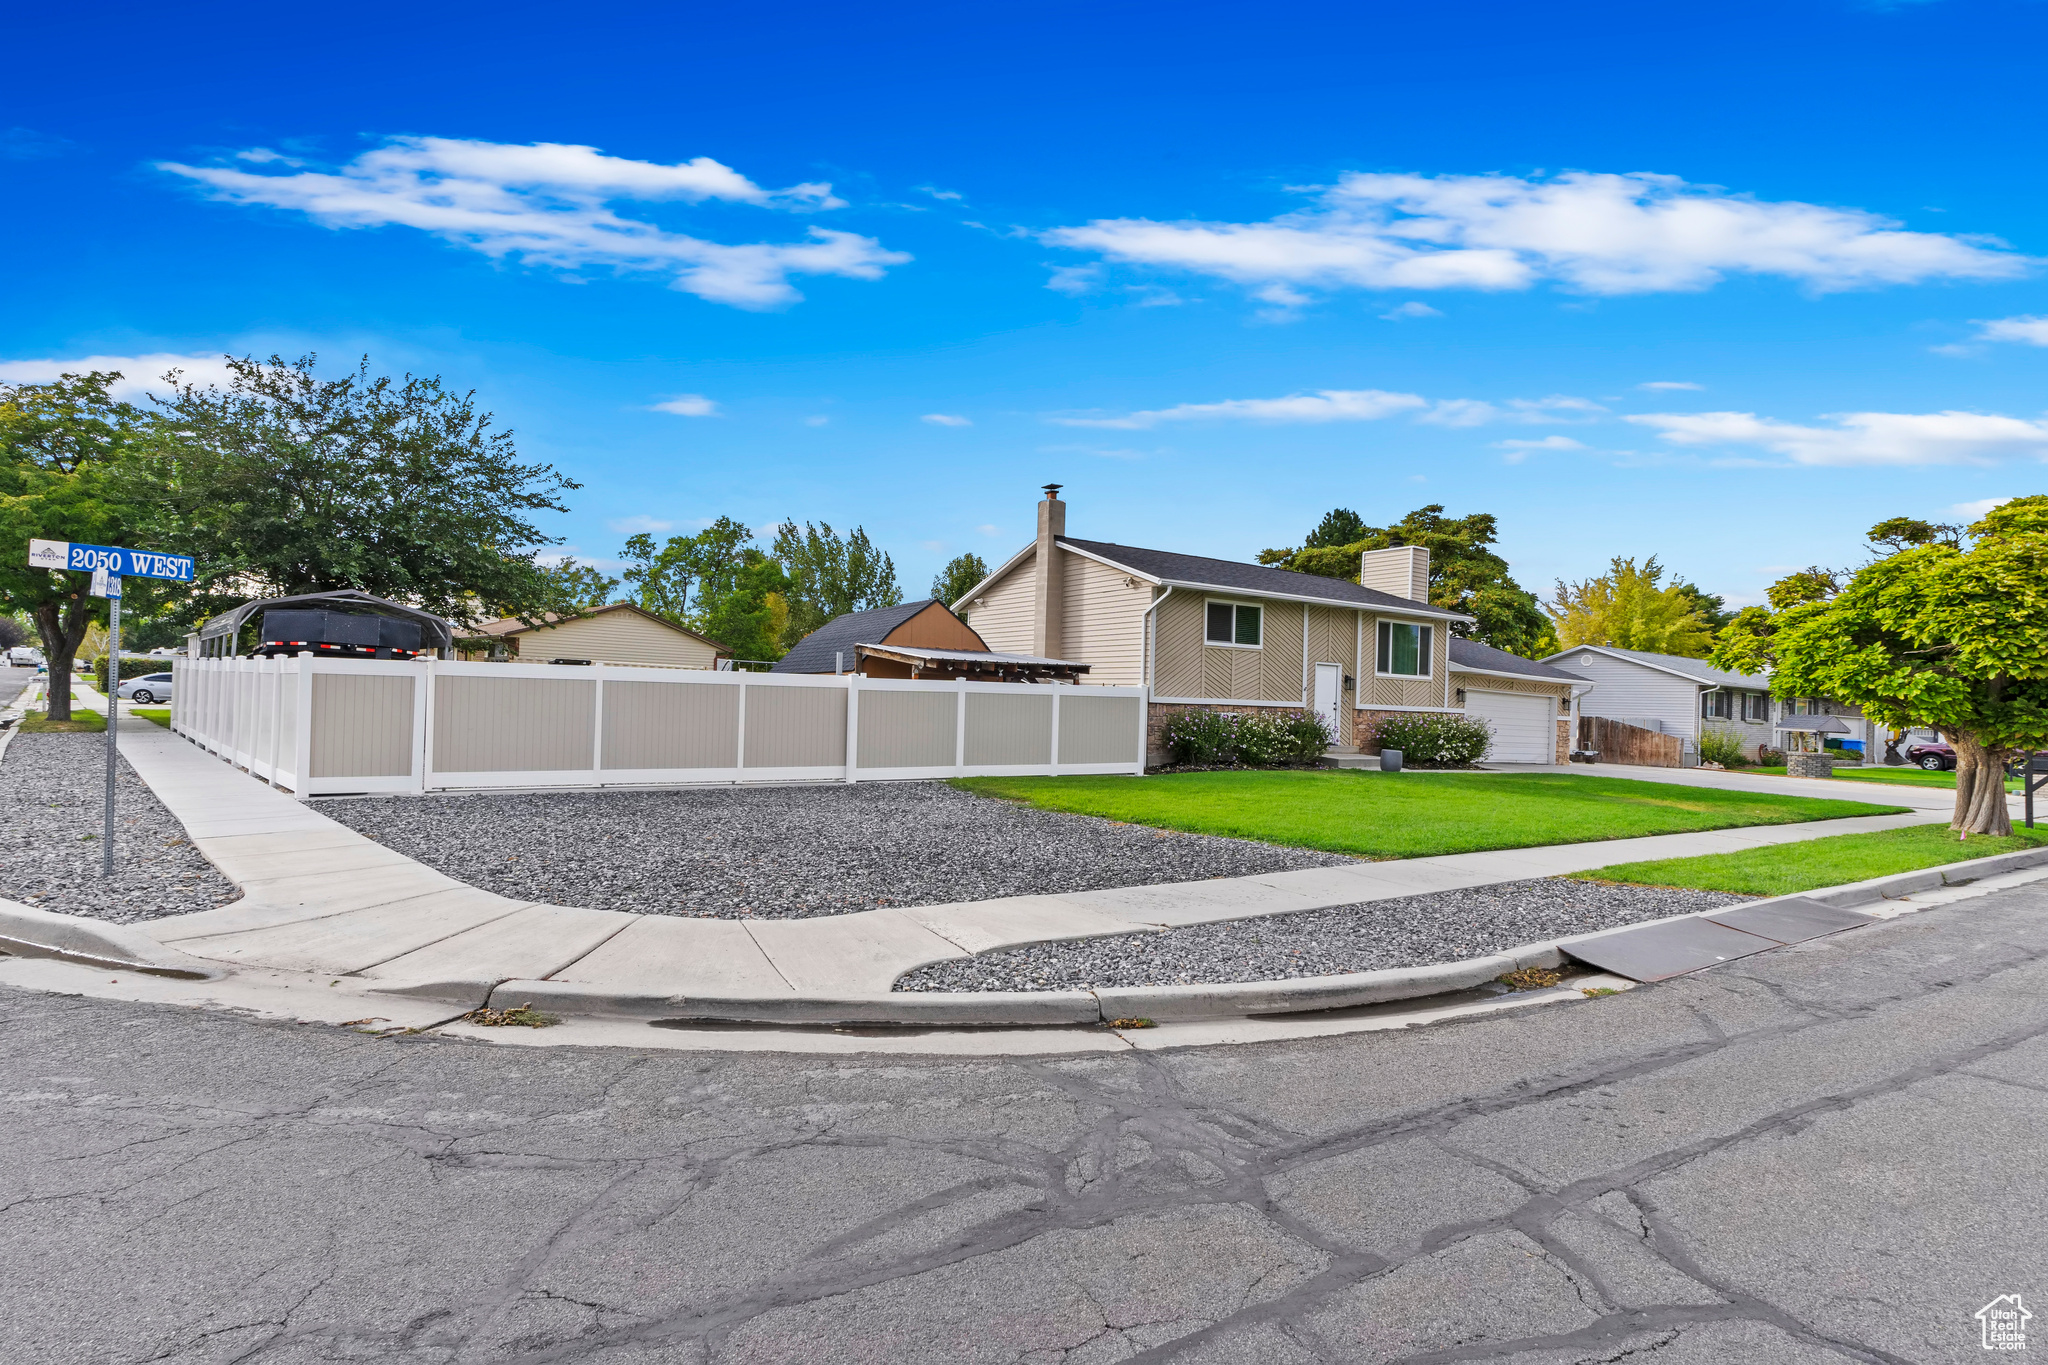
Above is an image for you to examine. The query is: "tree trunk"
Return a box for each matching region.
[1949,733,2014,837]
[31,595,94,724]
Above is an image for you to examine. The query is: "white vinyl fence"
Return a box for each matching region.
[171,657,1146,797]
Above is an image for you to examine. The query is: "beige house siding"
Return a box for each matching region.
[1061,552,1148,685]
[1360,615,1450,709]
[516,612,722,668]
[1305,605,1359,744]
[960,552,1037,656]
[1151,590,1205,697]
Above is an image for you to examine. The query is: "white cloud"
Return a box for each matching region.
[158,136,909,309]
[1052,388,1426,429]
[919,539,947,552]
[1418,395,1605,427]
[1046,264,1102,295]
[1951,497,2013,517]
[607,515,676,534]
[1638,380,1704,391]
[803,415,830,427]
[921,413,972,426]
[649,393,718,416]
[0,352,240,400]
[1045,170,2030,308]
[917,185,964,202]
[976,524,1001,536]
[1494,435,1587,450]
[1974,315,2048,347]
[1379,301,1442,320]
[1627,409,2048,467]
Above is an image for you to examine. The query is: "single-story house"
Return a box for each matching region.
[954,485,1590,766]
[466,602,729,669]
[774,598,1090,682]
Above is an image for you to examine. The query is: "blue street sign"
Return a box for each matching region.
[27,539,195,582]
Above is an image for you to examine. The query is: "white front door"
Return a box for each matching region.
[1312,662,1343,738]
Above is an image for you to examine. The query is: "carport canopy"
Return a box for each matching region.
[196,590,456,658]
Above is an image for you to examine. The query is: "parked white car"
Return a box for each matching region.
[5,646,43,667]
[117,672,176,704]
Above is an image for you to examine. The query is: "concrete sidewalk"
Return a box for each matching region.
[59,719,1949,1008]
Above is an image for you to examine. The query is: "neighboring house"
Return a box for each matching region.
[773,598,1089,681]
[956,486,1588,765]
[1546,643,1888,760]
[466,602,729,669]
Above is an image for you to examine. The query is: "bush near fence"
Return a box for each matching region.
[1160,708,1331,768]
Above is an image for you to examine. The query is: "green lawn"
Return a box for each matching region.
[1571,821,2048,897]
[1739,764,2015,792]
[16,708,105,733]
[131,708,172,729]
[951,770,1904,859]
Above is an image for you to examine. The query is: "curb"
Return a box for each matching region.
[483,980,1101,1027]
[482,840,2048,1026]
[0,899,224,980]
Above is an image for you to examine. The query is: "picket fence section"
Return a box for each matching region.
[171,656,1146,797]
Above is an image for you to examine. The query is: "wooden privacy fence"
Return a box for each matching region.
[1578,715,1683,768]
[171,657,1147,797]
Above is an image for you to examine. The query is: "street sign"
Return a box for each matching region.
[25,538,193,880]
[27,539,195,583]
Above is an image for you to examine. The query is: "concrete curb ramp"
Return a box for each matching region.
[0,899,224,980]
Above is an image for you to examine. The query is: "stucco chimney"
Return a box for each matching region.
[1359,545,1430,603]
[1033,484,1065,658]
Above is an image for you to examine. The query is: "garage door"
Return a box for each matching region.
[1466,691,1554,764]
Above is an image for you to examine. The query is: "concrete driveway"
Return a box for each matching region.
[3,875,2043,1363]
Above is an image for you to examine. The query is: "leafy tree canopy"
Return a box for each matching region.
[772,520,900,649]
[930,552,989,608]
[620,517,791,661]
[1261,505,1552,657]
[0,372,153,719]
[1713,499,2048,835]
[1547,555,1716,658]
[139,355,578,629]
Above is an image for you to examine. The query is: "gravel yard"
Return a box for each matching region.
[0,732,240,923]
[894,877,1753,990]
[321,781,1353,919]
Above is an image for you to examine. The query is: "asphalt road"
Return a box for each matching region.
[3,881,2044,1364]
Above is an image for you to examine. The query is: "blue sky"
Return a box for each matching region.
[5,0,2047,608]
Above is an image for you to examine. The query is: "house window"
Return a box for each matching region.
[1375,621,1433,677]
[1205,601,1262,648]
[1702,691,1732,719]
[1741,693,1769,723]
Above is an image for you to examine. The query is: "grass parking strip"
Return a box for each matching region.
[1570,822,2048,897]
[952,770,1903,859]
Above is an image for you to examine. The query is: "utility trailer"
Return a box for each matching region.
[256,609,424,660]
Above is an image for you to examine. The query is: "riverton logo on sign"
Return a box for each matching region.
[26,539,195,582]
[1979,1294,2031,1351]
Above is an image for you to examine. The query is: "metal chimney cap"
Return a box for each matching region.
[1042,483,1063,499]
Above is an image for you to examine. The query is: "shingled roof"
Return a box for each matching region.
[1448,638,1590,684]
[1057,537,1473,622]
[773,599,944,674]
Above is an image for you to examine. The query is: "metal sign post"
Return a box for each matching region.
[27,539,195,877]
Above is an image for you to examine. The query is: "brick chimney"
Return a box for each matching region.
[1033,484,1065,658]
[1360,545,1430,602]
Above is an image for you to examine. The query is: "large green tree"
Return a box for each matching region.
[620,518,791,661]
[0,372,154,720]
[1546,555,1717,657]
[1260,505,1552,656]
[930,552,989,608]
[1714,500,2048,836]
[772,520,901,649]
[140,355,578,629]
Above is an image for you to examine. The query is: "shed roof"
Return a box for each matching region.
[773,599,942,673]
[1053,537,1473,621]
[1448,638,1589,684]
[1542,644,1764,691]
[859,643,1087,668]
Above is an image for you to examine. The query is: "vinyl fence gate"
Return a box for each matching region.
[171,657,1147,797]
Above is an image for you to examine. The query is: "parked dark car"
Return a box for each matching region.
[1906,742,1954,771]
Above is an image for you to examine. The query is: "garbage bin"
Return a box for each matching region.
[1380,749,1403,773]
